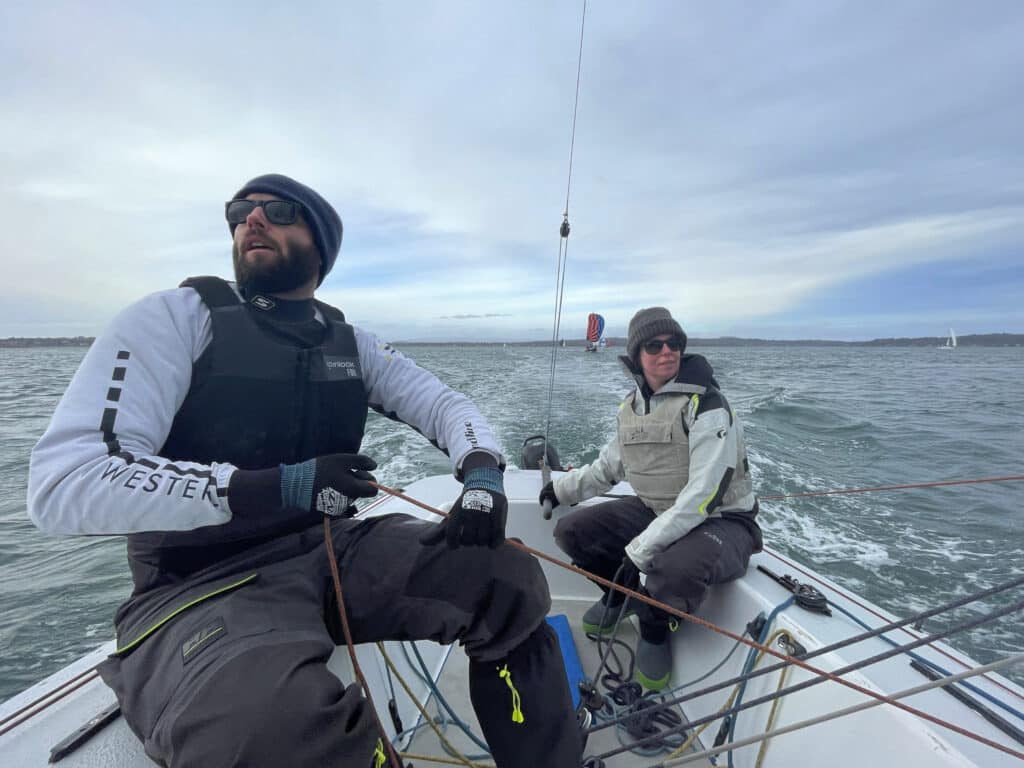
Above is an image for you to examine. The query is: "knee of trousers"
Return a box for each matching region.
[553,512,592,563]
[465,543,553,662]
[644,569,710,619]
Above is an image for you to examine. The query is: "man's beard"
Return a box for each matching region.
[232,240,320,295]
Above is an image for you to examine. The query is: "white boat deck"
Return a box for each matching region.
[2,470,1023,767]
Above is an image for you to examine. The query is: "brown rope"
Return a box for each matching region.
[369,480,1024,762]
[760,474,1024,500]
[323,516,403,768]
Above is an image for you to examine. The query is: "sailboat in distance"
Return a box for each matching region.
[939,327,957,349]
[584,312,604,352]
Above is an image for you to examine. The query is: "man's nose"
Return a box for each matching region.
[245,204,268,228]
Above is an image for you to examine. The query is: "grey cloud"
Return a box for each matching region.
[439,314,514,320]
[3,2,1023,338]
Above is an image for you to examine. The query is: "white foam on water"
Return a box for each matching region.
[4,343,1024,700]
[766,501,897,568]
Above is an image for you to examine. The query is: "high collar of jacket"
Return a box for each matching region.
[618,352,720,399]
[239,284,316,323]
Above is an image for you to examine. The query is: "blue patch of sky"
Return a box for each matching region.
[780,251,1024,333]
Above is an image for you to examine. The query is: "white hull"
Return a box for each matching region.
[3,470,1022,766]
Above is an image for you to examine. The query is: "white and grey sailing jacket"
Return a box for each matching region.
[552,354,757,572]
[27,284,504,536]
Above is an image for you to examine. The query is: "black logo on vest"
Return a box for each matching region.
[250,295,276,311]
[323,356,361,379]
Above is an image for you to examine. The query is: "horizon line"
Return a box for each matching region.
[3,332,1023,347]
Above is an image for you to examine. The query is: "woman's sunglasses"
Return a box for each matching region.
[642,337,683,354]
[225,199,301,226]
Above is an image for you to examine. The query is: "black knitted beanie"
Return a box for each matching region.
[230,174,343,286]
[626,307,687,361]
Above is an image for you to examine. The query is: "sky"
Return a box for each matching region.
[1,1,1022,342]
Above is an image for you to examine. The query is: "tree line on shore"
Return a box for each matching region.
[4,334,1023,349]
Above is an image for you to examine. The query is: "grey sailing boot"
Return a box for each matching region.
[635,620,672,691]
[581,591,636,635]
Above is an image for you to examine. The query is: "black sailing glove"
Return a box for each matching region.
[420,466,507,548]
[538,481,559,512]
[280,453,379,517]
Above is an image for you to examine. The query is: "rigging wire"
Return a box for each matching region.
[759,473,1024,500]
[767,545,1024,701]
[562,0,587,218]
[828,600,1024,725]
[660,652,1024,768]
[585,582,1024,739]
[344,484,1024,762]
[542,0,588,459]
[368,480,1024,761]
[0,665,101,736]
[8,475,1021,766]
[593,596,1024,762]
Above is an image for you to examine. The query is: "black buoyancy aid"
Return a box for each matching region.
[126,276,369,591]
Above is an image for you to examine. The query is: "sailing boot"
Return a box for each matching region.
[634,603,673,691]
[581,590,636,635]
[469,623,584,768]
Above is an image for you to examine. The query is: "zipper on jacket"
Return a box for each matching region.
[291,349,311,459]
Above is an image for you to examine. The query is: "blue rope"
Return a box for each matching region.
[829,602,1024,724]
[728,597,795,768]
[406,642,493,756]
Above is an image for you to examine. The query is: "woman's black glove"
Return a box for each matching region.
[538,481,559,511]
[280,453,378,517]
[420,466,507,548]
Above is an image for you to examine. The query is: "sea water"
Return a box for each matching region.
[1,343,1022,701]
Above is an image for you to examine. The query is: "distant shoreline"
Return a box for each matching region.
[3,333,1022,349]
[0,337,96,348]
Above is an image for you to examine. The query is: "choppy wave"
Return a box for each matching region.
[1,343,1022,701]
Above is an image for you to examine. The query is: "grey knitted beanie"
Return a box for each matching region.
[626,307,687,361]
[230,174,343,286]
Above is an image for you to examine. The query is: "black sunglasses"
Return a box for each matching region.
[642,337,683,354]
[225,199,301,226]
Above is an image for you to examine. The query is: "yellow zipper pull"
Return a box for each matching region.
[498,664,525,724]
[372,737,386,768]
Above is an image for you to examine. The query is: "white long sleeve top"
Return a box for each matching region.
[27,286,503,536]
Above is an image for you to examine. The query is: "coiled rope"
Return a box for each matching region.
[367,480,1024,763]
